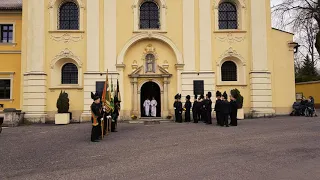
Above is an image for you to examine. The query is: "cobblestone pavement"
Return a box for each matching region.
[0,116,320,180]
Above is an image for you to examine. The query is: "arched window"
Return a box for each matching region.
[61,63,78,84]
[221,61,237,81]
[218,2,238,29]
[145,54,155,73]
[58,2,79,30]
[140,1,160,29]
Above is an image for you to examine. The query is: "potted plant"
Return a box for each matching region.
[231,88,244,119]
[55,91,70,124]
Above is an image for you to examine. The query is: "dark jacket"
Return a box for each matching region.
[214,99,223,112]
[91,102,102,126]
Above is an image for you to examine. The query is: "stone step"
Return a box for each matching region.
[121,119,173,124]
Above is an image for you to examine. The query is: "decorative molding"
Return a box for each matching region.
[50,33,84,43]
[162,60,169,70]
[48,0,85,9]
[141,44,158,60]
[216,33,246,44]
[132,60,138,71]
[213,0,246,9]
[117,32,183,65]
[219,47,245,64]
[50,48,82,69]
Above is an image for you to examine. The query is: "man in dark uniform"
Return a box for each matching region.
[229,91,238,126]
[221,91,229,127]
[174,94,183,123]
[90,92,103,142]
[206,92,213,124]
[198,95,204,122]
[192,95,198,123]
[214,91,223,126]
[111,96,120,132]
[184,95,192,122]
[201,94,207,123]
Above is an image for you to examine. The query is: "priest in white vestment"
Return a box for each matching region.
[143,98,151,116]
[150,97,157,117]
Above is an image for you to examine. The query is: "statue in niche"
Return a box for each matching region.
[146,54,155,73]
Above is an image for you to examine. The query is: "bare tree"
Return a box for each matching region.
[272,0,320,55]
[298,18,319,65]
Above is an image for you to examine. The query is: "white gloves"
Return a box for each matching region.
[103,106,106,112]
[107,115,112,119]
[101,118,104,121]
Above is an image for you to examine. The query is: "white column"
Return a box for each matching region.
[104,0,117,72]
[86,0,100,72]
[250,0,274,117]
[183,0,195,71]
[199,0,212,71]
[251,0,268,71]
[23,0,47,123]
[27,0,45,72]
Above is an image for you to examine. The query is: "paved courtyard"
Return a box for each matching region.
[0,116,320,180]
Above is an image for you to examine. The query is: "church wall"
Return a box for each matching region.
[269,30,295,115]
[43,0,87,122]
[0,13,22,110]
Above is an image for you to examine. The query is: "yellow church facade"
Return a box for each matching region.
[19,0,297,123]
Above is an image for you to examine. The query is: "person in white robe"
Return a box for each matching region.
[143,98,151,116]
[150,97,157,117]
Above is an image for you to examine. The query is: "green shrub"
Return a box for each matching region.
[231,88,243,109]
[56,91,70,113]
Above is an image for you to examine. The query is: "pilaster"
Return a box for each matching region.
[86,0,100,72]
[183,0,196,71]
[23,0,47,123]
[104,0,117,71]
[163,78,169,117]
[199,0,212,71]
[250,0,274,116]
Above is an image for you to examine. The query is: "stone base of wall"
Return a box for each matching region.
[3,109,25,127]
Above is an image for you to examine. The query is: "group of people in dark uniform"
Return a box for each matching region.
[90,92,120,142]
[174,90,238,127]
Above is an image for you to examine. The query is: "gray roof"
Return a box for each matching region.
[0,0,22,10]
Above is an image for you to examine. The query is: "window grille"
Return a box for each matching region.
[58,2,79,30]
[218,2,238,29]
[221,61,237,81]
[140,1,160,29]
[61,63,78,84]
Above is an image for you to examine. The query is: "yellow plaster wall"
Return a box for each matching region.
[269,30,295,114]
[0,13,22,110]
[44,0,87,119]
[296,82,320,107]
[123,40,177,112]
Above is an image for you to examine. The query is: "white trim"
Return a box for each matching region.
[48,0,85,31]
[50,51,83,88]
[0,77,13,100]
[217,57,247,86]
[213,0,246,31]
[0,22,16,43]
[132,0,167,32]
[104,0,117,71]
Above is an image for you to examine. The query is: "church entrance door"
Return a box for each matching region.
[140,81,161,117]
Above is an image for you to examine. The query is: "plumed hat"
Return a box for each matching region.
[200,94,204,99]
[178,94,182,99]
[91,92,100,101]
[223,91,228,99]
[208,92,212,98]
[175,94,179,99]
[186,95,190,100]
[194,95,198,99]
[216,91,222,97]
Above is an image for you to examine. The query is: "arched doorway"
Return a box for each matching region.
[140,81,161,117]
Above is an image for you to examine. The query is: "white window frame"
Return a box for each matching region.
[132,0,167,33]
[48,0,85,32]
[213,0,246,32]
[0,74,14,100]
[0,22,16,45]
